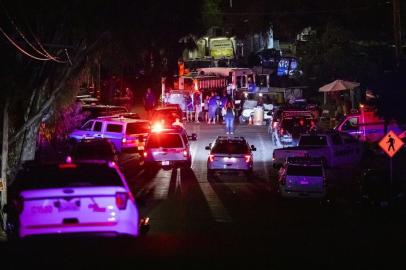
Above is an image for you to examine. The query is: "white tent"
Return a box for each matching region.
[319,79,360,107]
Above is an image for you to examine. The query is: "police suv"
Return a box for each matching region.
[69,117,150,153]
[206,136,256,178]
[278,157,326,199]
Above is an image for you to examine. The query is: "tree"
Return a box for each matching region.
[367,69,406,132]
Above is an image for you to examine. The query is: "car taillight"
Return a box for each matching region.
[115,192,129,210]
[183,150,188,157]
[244,155,251,163]
[143,151,147,158]
[209,154,215,162]
[273,122,278,128]
[122,137,127,144]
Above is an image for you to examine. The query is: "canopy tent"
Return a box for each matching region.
[319,79,360,107]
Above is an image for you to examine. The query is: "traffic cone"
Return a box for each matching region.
[248,115,253,125]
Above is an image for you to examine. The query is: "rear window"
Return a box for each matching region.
[147,133,183,148]
[14,164,123,190]
[106,124,123,133]
[126,123,150,134]
[287,165,323,177]
[299,136,327,146]
[72,143,115,160]
[211,141,249,154]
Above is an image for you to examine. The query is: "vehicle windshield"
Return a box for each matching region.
[287,165,323,176]
[126,123,150,134]
[14,164,123,190]
[211,141,249,154]
[147,133,184,148]
[72,143,114,160]
[281,118,312,135]
[299,135,327,146]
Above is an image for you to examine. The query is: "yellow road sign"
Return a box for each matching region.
[378,130,404,158]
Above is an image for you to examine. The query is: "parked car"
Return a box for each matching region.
[80,104,128,122]
[69,117,150,153]
[150,106,184,128]
[70,138,118,164]
[273,131,362,168]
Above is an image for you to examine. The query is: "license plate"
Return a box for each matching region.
[138,146,144,150]
[162,161,170,166]
[300,180,309,185]
[58,200,81,212]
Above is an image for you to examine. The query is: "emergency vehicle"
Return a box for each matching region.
[335,104,404,142]
[278,157,327,199]
[270,109,316,146]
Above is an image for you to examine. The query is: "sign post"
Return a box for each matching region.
[378,130,404,184]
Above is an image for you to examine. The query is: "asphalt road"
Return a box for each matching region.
[2,123,406,269]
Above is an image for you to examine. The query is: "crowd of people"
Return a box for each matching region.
[146,88,236,134]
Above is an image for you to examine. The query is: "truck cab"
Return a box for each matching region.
[335,105,403,142]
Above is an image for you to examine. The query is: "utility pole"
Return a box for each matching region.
[393,0,402,69]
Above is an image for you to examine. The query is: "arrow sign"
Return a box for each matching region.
[378,130,404,158]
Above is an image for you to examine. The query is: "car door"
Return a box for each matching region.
[330,133,346,166]
[70,120,94,140]
[103,122,124,151]
[92,120,104,138]
[341,133,362,163]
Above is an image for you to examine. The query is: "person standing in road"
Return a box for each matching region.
[143,88,156,119]
[203,95,209,123]
[193,90,202,123]
[224,102,235,134]
[220,92,229,123]
[208,92,218,124]
[185,93,193,122]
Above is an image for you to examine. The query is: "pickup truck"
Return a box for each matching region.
[272,132,362,168]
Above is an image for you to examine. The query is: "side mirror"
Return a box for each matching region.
[251,145,257,151]
[205,146,211,150]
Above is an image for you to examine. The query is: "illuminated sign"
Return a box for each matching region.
[277,58,299,77]
[210,39,234,59]
[378,131,404,158]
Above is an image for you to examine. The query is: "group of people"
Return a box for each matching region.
[144,87,236,134]
[202,91,235,134]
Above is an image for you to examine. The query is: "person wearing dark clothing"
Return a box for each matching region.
[208,92,218,124]
[224,103,235,134]
[193,90,202,123]
[143,88,156,119]
[185,93,193,122]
